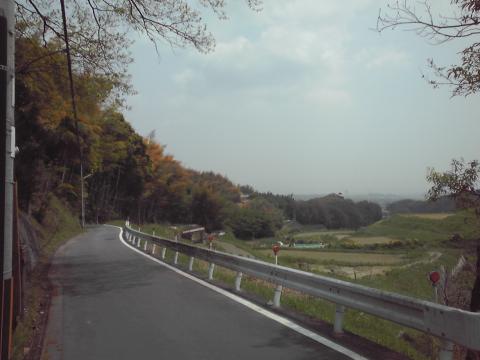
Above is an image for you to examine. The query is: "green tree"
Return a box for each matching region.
[191,187,224,232]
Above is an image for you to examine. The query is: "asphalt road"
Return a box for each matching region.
[43,225,353,360]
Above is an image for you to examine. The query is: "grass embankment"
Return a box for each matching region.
[355,211,479,244]
[12,196,83,360]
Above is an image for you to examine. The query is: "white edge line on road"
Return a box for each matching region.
[109,225,369,360]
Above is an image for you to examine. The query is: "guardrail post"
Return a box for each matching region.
[334,305,345,335]
[188,257,194,271]
[173,251,179,265]
[144,241,148,251]
[137,238,142,248]
[273,285,283,308]
[235,272,243,291]
[152,244,156,255]
[438,341,454,360]
[161,248,166,259]
[208,263,215,280]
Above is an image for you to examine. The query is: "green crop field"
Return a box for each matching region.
[347,236,396,245]
[400,213,454,220]
[258,249,405,265]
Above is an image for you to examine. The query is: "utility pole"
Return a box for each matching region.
[81,173,92,228]
[0,1,15,358]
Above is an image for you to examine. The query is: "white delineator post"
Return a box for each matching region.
[235,272,243,292]
[208,263,215,280]
[273,285,283,308]
[174,233,179,265]
[334,305,345,335]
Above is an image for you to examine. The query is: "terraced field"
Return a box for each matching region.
[399,213,454,220]
[258,249,405,265]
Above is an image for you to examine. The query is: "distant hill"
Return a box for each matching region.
[386,197,455,214]
[294,193,424,208]
[295,194,382,229]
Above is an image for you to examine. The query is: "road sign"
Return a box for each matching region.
[272,244,280,255]
[428,271,440,285]
[429,271,441,285]
[207,234,215,249]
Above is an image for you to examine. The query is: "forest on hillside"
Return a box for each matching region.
[387,197,456,214]
[15,26,382,240]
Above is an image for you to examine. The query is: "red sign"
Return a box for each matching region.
[429,271,441,285]
[272,244,280,255]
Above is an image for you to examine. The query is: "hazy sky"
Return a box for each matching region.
[125,0,480,196]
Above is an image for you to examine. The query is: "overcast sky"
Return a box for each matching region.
[125,0,480,196]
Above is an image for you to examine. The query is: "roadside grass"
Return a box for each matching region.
[13,196,83,360]
[106,219,125,227]
[128,222,179,239]
[358,251,463,300]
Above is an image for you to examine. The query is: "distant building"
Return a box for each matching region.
[181,226,206,243]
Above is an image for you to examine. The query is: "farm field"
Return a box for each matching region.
[258,249,404,265]
[399,213,453,220]
[348,236,396,245]
[293,230,353,240]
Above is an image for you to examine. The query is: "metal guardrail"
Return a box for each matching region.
[123,224,480,356]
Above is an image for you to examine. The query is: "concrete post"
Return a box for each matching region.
[334,304,345,335]
[235,272,243,292]
[161,248,166,260]
[273,285,283,308]
[143,241,147,251]
[152,244,156,255]
[208,263,215,280]
[188,257,194,271]
[438,341,454,360]
[173,252,179,265]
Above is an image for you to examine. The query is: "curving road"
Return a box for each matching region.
[42,226,358,360]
